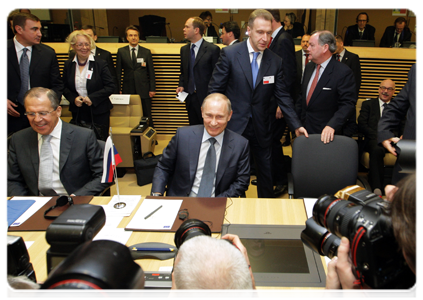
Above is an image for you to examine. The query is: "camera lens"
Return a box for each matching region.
[301,218,340,259]
[174,219,212,248]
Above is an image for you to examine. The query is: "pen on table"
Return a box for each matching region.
[131,247,175,252]
[144,205,162,219]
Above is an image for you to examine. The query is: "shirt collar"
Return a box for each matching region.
[14,36,33,52]
[247,38,263,56]
[379,98,390,106]
[72,53,95,63]
[271,25,282,38]
[192,38,203,49]
[38,118,62,141]
[202,127,224,146]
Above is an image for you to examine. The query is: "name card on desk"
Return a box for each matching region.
[109,94,131,105]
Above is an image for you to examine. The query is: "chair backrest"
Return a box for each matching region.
[109,95,143,128]
[291,134,358,198]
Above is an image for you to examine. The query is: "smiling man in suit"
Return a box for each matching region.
[297,30,357,144]
[7,12,63,136]
[151,93,250,198]
[208,9,307,198]
[116,25,156,127]
[176,17,220,126]
[358,79,397,194]
[8,87,110,197]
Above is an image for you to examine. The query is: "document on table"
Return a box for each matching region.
[9,197,52,227]
[107,195,141,217]
[126,199,183,230]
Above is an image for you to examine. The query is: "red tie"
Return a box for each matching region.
[305,53,309,65]
[336,54,341,61]
[306,64,321,105]
[267,37,273,48]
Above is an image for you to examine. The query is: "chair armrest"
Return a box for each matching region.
[287,173,294,199]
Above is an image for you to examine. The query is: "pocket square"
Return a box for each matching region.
[323,87,332,90]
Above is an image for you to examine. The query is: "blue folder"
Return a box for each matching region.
[7,200,36,227]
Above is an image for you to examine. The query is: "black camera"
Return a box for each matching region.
[301,185,415,289]
[7,235,37,283]
[174,219,211,248]
[41,240,144,289]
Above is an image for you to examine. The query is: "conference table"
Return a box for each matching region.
[7,196,325,290]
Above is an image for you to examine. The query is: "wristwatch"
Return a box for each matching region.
[151,192,162,196]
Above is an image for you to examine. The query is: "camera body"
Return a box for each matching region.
[301,185,415,289]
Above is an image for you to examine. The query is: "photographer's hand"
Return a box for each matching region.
[336,237,362,298]
[222,234,256,289]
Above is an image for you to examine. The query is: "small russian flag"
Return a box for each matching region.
[101,136,122,183]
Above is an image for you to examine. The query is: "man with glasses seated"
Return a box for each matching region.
[8,87,110,197]
[357,79,400,195]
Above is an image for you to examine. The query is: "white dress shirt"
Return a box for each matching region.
[191,128,224,197]
[38,119,67,195]
[73,53,95,98]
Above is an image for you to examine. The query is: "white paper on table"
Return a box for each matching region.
[94,228,132,245]
[100,205,125,228]
[176,91,188,103]
[126,199,183,230]
[10,197,52,227]
[107,195,141,217]
[24,241,34,249]
[303,198,318,219]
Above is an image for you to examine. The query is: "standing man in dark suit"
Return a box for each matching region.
[176,17,220,125]
[297,30,356,144]
[344,12,375,46]
[266,9,297,196]
[358,79,397,194]
[294,34,311,102]
[116,25,156,127]
[151,93,250,198]
[334,34,362,136]
[378,64,416,183]
[68,25,118,94]
[380,17,412,48]
[209,9,307,198]
[7,12,63,136]
[220,21,241,46]
[8,87,110,197]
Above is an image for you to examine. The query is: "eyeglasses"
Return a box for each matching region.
[75,43,90,48]
[24,109,56,117]
[379,86,395,91]
[44,196,74,220]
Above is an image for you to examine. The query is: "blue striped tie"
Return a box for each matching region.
[251,52,259,88]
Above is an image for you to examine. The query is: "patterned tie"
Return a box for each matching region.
[197,138,217,197]
[267,36,273,48]
[131,47,137,66]
[336,54,341,61]
[17,48,29,105]
[38,135,57,196]
[187,44,196,94]
[251,52,259,88]
[306,64,321,105]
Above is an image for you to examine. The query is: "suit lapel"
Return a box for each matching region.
[256,49,272,88]
[59,122,74,173]
[189,126,203,184]
[195,41,206,67]
[29,131,40,179]
[215,130,233,188]
[237,43,254,90]
[8,40,20,76]
[308,58,334,106]
[29,44,42,76]
[372,98,381,122]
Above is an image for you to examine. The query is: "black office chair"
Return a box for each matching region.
[287,134,365,199]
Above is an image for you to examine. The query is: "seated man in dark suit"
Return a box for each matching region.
[344,12,375,46]
[358,79,398,195]
[8,87,110,197]
[380,17,412,47]
[151,93,250,198]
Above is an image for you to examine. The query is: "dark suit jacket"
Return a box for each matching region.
[378,64,416,142]
[208,41,302,148]
[69,46,118,94]
[8,39,64,134]
[206,25,218,37]
[344,24,376,46]
[179,40,220,108]
[336,49,361,95]
[297,58,357,134]
[151,125,250,198]
[63,57,115,116]
[116,45,156,99]
[8,122,110,196]
[294,49,307,104]
[379,26,412,47]
[358,98,382,141]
